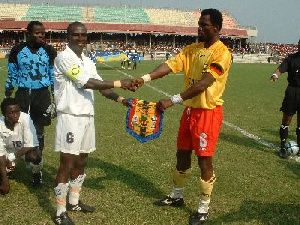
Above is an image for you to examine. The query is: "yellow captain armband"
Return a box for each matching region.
[66,65,82,81]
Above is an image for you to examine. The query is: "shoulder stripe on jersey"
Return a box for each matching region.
[66,65,82,81]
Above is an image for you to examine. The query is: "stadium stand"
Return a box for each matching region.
[0,3,29,21]
[222,12,239,29]
[144,8,198,27]
[83,7,94,22]
[21,5,82,22]
[93,6,149,24]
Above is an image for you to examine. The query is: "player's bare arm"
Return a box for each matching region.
[100,89,131,107]
[16,147,38,157]
[0,155,10,195]
[181,72,215,99]
[156,72,215,111]
[83,78,133,90]
[132,63,172,90]
[6,147,38,164]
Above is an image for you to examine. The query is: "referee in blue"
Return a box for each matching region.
[4,21,57,154]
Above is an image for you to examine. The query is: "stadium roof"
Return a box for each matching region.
[0,21,248,38]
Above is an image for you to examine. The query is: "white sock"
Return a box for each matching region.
[198,199,210,214]
[54,183,69,216]
[169,187,183,199]
[69,174,86,205]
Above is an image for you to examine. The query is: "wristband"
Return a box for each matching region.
[141,74,151,83]
[114,80,122,88]
[171,94,183,104]
[271,73,278,79]
[117,96,125,103]
[7,153,16,162]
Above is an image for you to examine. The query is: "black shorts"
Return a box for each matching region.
[15,87,51,126]
[280,85,300,115]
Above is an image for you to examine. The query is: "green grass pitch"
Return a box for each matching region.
[0,59,299,224]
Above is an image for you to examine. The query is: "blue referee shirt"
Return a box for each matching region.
[5,43,57,90]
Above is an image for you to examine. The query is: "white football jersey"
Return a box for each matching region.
[54,45,103,116]
[0,112,39,156]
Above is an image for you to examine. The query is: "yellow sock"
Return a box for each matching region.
[173,168,192,188]
[199,173,216,201]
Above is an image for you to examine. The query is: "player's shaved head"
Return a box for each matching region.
[67,22,87,35]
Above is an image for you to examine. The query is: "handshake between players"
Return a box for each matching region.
[119,76,175,112]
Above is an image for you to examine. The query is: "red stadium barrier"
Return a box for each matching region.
[0,20,248,37]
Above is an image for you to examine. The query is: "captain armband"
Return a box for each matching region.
[141,74,151,83]
[66,65,82,81]
[171,94,183,104]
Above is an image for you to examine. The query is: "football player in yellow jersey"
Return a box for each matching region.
[132,8,232,224]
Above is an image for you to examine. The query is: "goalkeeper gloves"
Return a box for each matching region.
[44,103,57,119]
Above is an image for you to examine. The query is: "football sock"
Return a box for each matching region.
[30,158,43,174]
[169,168,191,199]
[69,174,86,205]
[54,183,69,216]
[280,124,289,148]
[173,168,192,188]
[35,125,45,152]
[198,199,210,214]
[169,188,183,199]
[199,173,216,202]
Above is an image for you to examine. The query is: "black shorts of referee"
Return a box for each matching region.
[15,87,52,126]
[280,85,300,116]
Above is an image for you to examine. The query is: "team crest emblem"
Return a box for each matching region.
[126,99,164,143]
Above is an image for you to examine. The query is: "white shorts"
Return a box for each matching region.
[55,113,96,155]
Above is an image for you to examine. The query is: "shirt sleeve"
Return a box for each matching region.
[55,55,89,88]
[278,56,289,73]
[47,46,57,86]
[165,51,185,74]
[0,138,6,157]
[5,46,19,90]
[91,62,103,81]
[204,48,232,79]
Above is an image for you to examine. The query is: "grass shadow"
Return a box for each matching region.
[212,200,299,224]
[282,160,300,179]
[219,133,275,153]
[12,160,57,217]
[85,157,165,198]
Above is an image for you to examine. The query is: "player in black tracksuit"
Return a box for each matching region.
[270,39,300,158]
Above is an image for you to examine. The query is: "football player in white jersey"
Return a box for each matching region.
[53,22,133,225]
[0,97,43,195]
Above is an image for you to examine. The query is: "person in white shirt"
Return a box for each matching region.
[53,21,132,225]
[0,97,43,195]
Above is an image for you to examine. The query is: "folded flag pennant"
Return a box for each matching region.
[126,98,164,143]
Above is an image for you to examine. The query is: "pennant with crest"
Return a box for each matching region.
[126,99,164,143]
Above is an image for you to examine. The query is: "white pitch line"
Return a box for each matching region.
[102,63,282,152]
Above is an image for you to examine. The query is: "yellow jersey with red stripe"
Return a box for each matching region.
[166,40,232,109]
